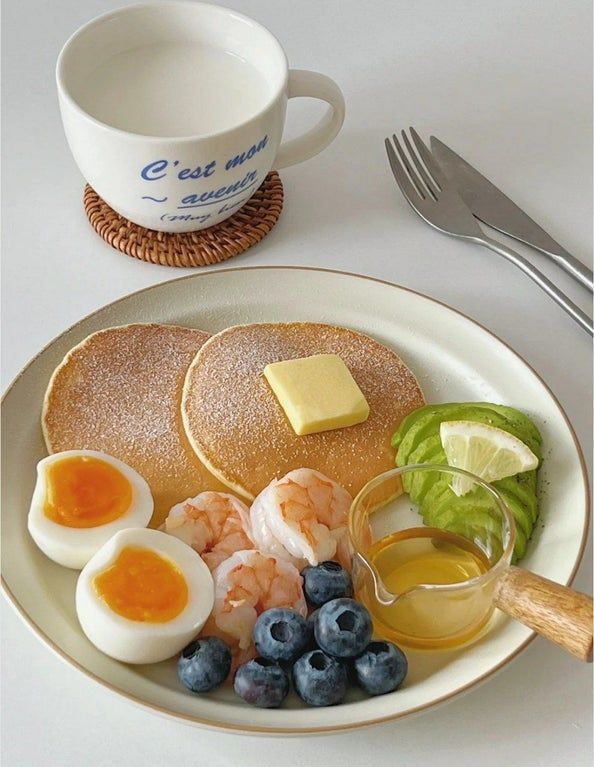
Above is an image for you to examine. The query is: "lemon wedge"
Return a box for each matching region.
[439,420,539,497]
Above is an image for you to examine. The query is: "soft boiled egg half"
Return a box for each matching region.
[76,528,214,664]
[28,450,153,569]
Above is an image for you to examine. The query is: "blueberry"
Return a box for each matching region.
[234,657,289,708]
[253,608,311,663]
[293,650,348,706]
[177,637,231,693]
[314,598,373,658]
[353,641,408,695]
[301,561,353,606]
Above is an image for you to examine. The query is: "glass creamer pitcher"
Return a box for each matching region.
[348,464,593,659]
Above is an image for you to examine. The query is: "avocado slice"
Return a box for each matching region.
[392,403,457,451]
[404,435,447,499]
[495,488,533,539]
[495,472,539,524]
[420,480,456,525]
[407,433,443,464]
[396,406,463,463]
[512,534,527,561]
[408,461,447,505]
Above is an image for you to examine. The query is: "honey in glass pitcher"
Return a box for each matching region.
[358,526,493,649]
[350,465,515,651]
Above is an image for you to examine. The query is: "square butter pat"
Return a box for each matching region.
[263,354,370,436]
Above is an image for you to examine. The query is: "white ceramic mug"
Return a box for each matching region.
[56,2,345,233]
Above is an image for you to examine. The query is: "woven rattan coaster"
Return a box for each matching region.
[84,171,283,267]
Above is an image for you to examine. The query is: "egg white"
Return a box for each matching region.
[76,528,214,664]
[27,450,153,569]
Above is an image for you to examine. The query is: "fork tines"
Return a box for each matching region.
[385,128,445,202]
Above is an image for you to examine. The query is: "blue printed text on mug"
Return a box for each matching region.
[142,169,258,208]
[178,169,258,208]
[158,193,250,224]
[139,135,268,182]
[140,159,216,181]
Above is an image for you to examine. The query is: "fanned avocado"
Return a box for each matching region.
[392,401,542,446]
[396,404,541,464]
[392,401,542,561]
[403,427,536,538]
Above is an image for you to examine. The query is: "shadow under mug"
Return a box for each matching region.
[56,2,345,233]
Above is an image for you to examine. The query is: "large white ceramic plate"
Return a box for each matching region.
[2,267,589,735]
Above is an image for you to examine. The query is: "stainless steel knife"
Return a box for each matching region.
[430,136,593,292]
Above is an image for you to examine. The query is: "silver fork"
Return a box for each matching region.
[385,129,593,336]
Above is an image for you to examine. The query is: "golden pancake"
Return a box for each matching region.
[182,322,425,506]
[42,323,227,527]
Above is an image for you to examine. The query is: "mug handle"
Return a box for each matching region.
[274,69,345,169]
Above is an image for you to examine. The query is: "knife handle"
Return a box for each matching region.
[478,236,593,336]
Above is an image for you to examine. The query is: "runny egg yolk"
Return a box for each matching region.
[94,546,188,623]
[43,455,132,528]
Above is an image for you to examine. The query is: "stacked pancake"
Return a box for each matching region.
[43,322,424,525]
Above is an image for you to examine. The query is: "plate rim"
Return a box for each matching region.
[2,265,590,735]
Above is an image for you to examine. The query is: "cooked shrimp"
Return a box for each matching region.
[201,549,307,666]
[250,469,353,570]
[162,492,254,571]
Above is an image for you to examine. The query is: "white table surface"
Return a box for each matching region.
[2,0,592,764]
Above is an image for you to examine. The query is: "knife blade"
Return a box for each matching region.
[430,136,593,291]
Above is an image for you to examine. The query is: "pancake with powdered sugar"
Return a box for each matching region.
[43,323,227,527]
[182,322,425,508]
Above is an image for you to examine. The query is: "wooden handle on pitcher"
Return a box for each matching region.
[494,566,593,661]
